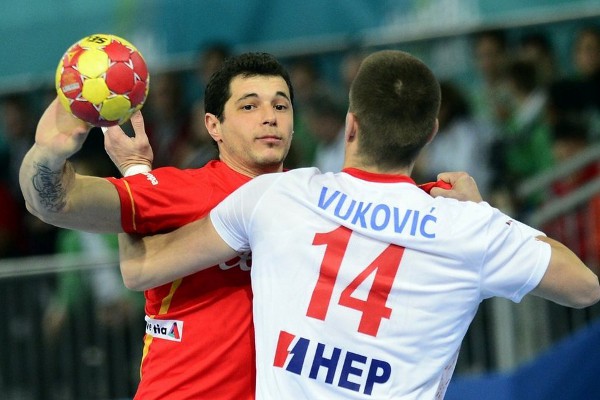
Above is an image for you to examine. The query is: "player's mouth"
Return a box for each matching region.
[256,135,283,144]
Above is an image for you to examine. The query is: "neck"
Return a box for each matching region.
[221,158,284,178]
[342,160,412,177]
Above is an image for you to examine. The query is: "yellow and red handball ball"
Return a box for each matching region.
[55,34,150,127]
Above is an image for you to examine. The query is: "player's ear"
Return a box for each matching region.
[205,113,222,143]
[426,118,439,144]
[344,112,358,143]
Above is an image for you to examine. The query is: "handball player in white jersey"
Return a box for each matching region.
[120,50,600,399]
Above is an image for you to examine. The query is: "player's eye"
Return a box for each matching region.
[274,104,288,111]
[242,104,256,111]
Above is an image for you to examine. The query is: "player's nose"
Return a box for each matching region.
[262,106,277,126]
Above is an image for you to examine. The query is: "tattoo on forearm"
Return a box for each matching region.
[31,162,71,212]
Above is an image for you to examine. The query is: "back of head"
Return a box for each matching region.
[349,50,441,170]
[204,52,294,120]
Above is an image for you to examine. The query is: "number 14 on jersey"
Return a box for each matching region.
[306,226,405,337]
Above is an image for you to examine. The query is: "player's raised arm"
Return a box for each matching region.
[118,216,238,290]
[19,98,122,232]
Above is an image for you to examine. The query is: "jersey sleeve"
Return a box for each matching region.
[210,173,282,253]
[105,167,216,234]
[479,206,551,302]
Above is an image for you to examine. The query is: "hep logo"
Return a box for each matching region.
[273,330,391,396]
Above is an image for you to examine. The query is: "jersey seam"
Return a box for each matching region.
[122,180,137,232]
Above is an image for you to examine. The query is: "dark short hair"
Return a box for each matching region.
[349,50,441,169]
[204,52,294,121]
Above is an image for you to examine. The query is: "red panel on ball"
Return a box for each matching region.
[130,52,148,81]
[59,67,83,99]
[104,41,132,63]
[70,100,101,125]
[105,63,135,94]
[62,46,84,68]
[128,81,147,106]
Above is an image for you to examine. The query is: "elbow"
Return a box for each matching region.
[120,262,145,291]
[121,270,146,292]
[122,276,142,291]
[120,261,154,292]
[24,200,65,226]
[24,201,43,220]
[571,275,600,309]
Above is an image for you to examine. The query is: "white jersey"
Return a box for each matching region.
[210,167,550,400]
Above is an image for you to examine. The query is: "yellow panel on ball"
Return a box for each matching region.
[101,95,131,121]
[77,49,109,79]
[56,90,72,112]
[81,78,110,104]
[79,34,114,49]
[55,61,63,90]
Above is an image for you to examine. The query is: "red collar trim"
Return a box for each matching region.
[342,168,416,185]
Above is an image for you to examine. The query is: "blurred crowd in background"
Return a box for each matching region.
[2,26,599,260]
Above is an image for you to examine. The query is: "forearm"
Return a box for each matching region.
[531,236,600,308]
[118,225,207,291]
[19,144,123,233]
[20,144,73,215]
[119,218,238,291]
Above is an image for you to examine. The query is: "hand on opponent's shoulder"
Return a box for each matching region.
[427,171,483,203]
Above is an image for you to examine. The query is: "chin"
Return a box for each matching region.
[257,155,285,169]
[260,149,287,163]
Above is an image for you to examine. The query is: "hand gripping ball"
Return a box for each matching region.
[55,34,150,127]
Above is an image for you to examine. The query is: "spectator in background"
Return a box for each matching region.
[548,26,600,139]
[572,26,600,139]
[339,50,366,94]
[494,59,555,216]
[414,81,494,197]
[194,42,231,98]
[543,120,600,274]
[1,94,57,255]
[285,56,327,168]
[303,92,346,172]
[43,227,143,399]
[143,72,193,168]
[573,26,600,80]
[176,102,218,168]
[0,159,25,258]
[175,42,230,169]
[469,29,512,133]
[517,32,560,87]
[0,94,36,192]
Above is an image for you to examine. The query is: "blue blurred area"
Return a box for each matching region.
[1,0,599,91]
[446,318,600,400]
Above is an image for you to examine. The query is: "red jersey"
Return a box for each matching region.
[106,160,255,400]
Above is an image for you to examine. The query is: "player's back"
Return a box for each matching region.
[224,167,548,399]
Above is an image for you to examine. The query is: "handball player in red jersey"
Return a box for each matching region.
[20,52,294,399]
